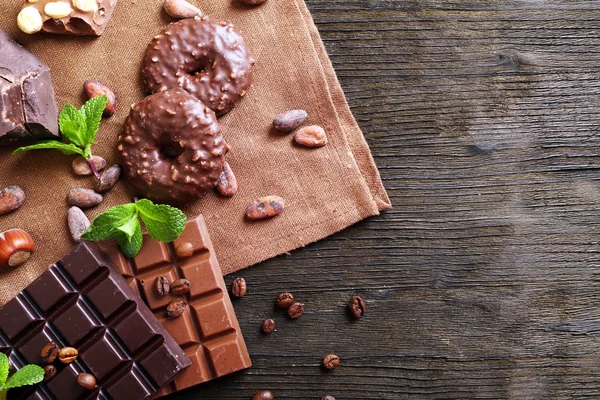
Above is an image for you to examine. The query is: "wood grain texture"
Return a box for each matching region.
[174,1,600,398]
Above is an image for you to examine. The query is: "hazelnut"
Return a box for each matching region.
[44,2,74,19]
[17,7,43,34]
[0,229,35,268]
[72,0,98,12]
[163,0,202,19]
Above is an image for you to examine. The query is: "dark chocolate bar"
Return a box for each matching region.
[102,215,251,397]
[0,30,59,145]
[17,0,118,36]
[0,242,191,399]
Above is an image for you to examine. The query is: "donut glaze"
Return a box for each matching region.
[142,16,254,116]
[119,88,228,204]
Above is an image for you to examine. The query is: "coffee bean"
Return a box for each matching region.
[231,277,247,297]
[349,295,366,318]
[72,156,107,176]
[77,373,97,390]
[321,396,336,400]
[246,196,285,220]
[288,302,304,319]
[294,125,328,148]
[273,109,307,132]
[67,188,103,208]
[275,292,294,309]
[262,318,276,334]
[171,279,191,295]
[0,186,26,215]
[167,300,187,318]
[43,364,57,381]
[95,165,121,193]
[155,276,170,296]
[58,347,78,364]
[323,354,340,370]
[251,390,274,400]
[175,242,194,259]
[216,161,238,197]
[40,341,59,363]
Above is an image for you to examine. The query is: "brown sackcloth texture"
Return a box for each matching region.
[0,0,391,305]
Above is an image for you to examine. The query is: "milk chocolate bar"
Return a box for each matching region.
[0,30,59,145]
[18,0,118,36]
[0,242,191,399]
[102,215,252,397]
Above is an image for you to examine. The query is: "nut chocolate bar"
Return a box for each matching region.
[102,215,251,397]
[18,0,118,36]
[0,242,191,399]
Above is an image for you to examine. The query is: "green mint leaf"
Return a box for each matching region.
[58,104,87,147]
[12,141,85,157]
[0,353,8,386]
[1,365,44,391]
[115,212,141,239]
[136,199,187,242]
[80,95,107,146]
[115,222,143,258]
[81,204,138,241]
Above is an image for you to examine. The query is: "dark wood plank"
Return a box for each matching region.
[175,1,600,398]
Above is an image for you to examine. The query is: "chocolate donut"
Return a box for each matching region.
[119,88,228,204]
[142,16,254,116]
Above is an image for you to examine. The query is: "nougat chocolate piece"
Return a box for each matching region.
[0,30,59,145]
[17,0,118,37]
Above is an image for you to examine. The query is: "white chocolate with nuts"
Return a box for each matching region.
[17,7,43,34]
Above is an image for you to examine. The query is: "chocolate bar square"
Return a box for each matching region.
[0,242,191,399]
[102,215,252,397]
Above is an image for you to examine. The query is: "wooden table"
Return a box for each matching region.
[173,1,600,398]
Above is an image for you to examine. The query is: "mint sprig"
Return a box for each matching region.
[0,353,44,400]
[82,199,187,258]
[13,95,108,178]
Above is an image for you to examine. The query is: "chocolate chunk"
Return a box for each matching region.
[101,215,252,396]
[17,0,119,36]
[0,242,191,399]
[0,30,59,145]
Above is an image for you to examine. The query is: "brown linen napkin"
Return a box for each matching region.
[0,0,390,305]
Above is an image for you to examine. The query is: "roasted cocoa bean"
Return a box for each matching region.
[72,156,107,176]
[216,162,238,197]
[67,206,90,243]
[294,125,328,148]
[84,80,118,117]
[246,196,285,220]
[273,109,307,132]
[0,186,25,215]
[95,165,121,193]
[67,189,103,208]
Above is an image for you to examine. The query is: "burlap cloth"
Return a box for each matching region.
[0,0,390,305]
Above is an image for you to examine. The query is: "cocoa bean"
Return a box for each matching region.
[273,109,307,132]
[246,196,285,220]
[84,80,118,117]
[294,125,328,148]
[72,156,106,176]
[216,162,238,197]
[67,189,103,208]
[95,165,121,193]
[67,206,90,243]
[0,186,25,215]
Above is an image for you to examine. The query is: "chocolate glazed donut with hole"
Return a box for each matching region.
[118,88,229,204]
[142,16,254,116]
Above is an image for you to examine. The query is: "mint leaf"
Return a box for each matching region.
[115,222,143,258]
[136,199,187,242]
[58,104,86,147]
[0,353,8,386]
[115,212,141,239]
[82,204,137,241]
[12,141,85,156]
[0,365,44,391]
[80,95,107,146]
